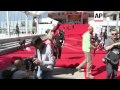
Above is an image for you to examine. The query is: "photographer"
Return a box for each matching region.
[104,29,120,79]
[31,36,55,79]
[55,29,65,59]
[2,59,29,79]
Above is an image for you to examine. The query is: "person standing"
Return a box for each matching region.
[104,29,120,79]
[76,26,95,79]
[102,29,107,49]
[16,24,19,37]
[45,30,57,59]
[55,29,65,59]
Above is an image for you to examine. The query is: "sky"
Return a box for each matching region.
[0,11,33,21]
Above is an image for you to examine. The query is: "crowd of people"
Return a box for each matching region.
[2,24,120,79]
[1,29,65,79]
[76,26,120,79]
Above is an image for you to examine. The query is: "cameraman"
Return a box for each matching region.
[31,36,55,79]
[104,29,120,79]
[1,59,29,79]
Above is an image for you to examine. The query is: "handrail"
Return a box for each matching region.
[0,34,46,55]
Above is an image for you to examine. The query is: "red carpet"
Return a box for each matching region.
[0,46,35,70]
[56,24,89,68]
[57,24,120,79]
[1,24,120,79]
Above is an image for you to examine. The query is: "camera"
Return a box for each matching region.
[23,57,37,72]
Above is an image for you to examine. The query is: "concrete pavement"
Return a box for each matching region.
[52,67,85,79]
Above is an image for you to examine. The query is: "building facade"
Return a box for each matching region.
[48,11,89,24]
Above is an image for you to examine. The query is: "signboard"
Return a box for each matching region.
[94,11,103,22]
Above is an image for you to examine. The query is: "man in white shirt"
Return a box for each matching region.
[31,36,55,79]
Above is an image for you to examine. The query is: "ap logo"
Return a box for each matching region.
[94,11,103,22]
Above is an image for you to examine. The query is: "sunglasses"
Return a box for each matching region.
[111,33,117,35]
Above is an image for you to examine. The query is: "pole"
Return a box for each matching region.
[116,11,119,30]
[107,17,109,36]
[81,11,83,24]
[6,11,10,37]
[25,13,28,34]
[35,18,38,34]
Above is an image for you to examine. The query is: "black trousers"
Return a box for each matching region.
[106,62,119,79]
[56,47,62,59]
[20,43,26,50]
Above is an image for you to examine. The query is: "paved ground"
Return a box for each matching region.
[0,66,85,79]
[52,67,85,79]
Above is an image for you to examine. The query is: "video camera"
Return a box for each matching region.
[23,57,37,72]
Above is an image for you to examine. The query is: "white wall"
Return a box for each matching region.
[38,24,53,34]
[89,17,120,26]
[37,17,58,34]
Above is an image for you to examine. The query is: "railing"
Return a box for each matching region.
[0,34,46,55]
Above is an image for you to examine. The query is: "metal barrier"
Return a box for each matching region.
[0,34,46,55]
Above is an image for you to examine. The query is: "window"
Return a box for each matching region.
[113,14,117,20]
[83,19,88,24]
[89,13,94,17]
[21,21,25,27]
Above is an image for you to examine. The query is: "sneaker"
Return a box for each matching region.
[86,74,94,79]
[76,66,83,72]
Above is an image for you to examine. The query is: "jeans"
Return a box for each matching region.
[106,62,119,79]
